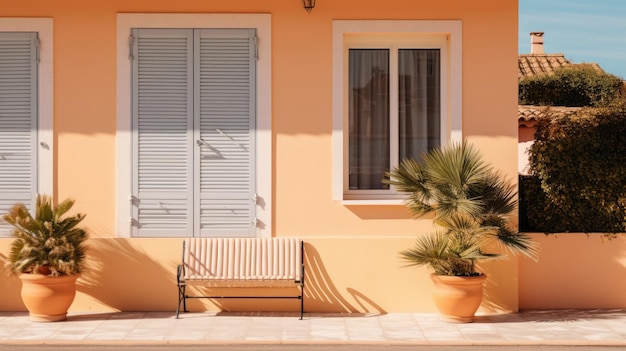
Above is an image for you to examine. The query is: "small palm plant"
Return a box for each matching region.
[384,141,538,276]
[3,195,88,276]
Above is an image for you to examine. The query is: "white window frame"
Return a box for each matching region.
[332,20,462,204]
[116,14,272,238]
[0,18,54,200]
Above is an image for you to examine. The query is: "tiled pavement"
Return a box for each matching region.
[0,309,625,346]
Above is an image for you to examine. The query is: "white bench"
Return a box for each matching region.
[176,237,305,319]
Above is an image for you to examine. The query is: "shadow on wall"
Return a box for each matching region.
[79,238,180,311]
[0,239,178,312]
[0,251,26,311]
[303,243,387,314]
[188,242,387,314]
[480,259,518,313]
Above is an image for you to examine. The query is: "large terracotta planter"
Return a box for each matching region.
[19,273,80,322]
[430,273,486,323]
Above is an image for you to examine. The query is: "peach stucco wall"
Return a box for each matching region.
[518,123,536,174]
[2,0,599,315]
[520,234,626,309]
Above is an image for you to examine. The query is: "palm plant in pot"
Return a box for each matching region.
[3,194,88,322]
[384,141,538,323]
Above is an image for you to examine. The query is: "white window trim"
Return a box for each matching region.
[116,14,272,237]
[332,20,462,204]
[0,18,54,198]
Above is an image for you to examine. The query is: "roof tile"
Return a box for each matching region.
[518,105,582,122]
[518,54,571,79]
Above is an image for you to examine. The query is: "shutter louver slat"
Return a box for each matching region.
[0,33,37,236]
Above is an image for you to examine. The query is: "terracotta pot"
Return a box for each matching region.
[430,273,486,323]
[19,273,80,322]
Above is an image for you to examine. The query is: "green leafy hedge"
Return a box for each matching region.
[520,104,626,233]
[519,64,623,107]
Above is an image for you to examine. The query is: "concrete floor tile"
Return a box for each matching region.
[84,331,131,340]
[0,309,623,345]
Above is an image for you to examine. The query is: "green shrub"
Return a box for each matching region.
[519,64,623,107]
[522,104,626,233]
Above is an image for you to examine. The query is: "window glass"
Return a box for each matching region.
[398,49,440,161]
[348,49,389,190]
[347,46,441,191]
[332,21,461,202]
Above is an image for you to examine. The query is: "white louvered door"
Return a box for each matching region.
[195,29,256,238]
[0,32,38,236]
[132,28,256,238]
[132,29,194,237]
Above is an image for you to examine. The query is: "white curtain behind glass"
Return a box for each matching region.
[348,49,389,190]
[399,49,440,161]
[348,48,440,190]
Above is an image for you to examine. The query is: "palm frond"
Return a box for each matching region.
[389,141,539,275]
[423,141,490,191]
[400,230,476,275]
[494,227,540,261]
[3,194,89,276]
[385,158,434,217]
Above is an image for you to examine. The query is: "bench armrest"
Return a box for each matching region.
[176,264,185,285]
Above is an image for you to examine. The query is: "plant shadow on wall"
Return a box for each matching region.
[78,238,176,312]
[304,243,386,314]
[384,141,540,323]
[0,252,25,310]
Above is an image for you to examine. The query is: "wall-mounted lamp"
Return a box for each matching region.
[302,0,316,13]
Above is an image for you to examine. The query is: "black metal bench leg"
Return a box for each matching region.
[176,284,186,319]
[299,240,305,320]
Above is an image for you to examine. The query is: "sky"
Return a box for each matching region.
[519,0,626,79]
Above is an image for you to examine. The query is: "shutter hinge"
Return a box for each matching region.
[254,36,259,60]
[129,34,135,61]
[129,194,138,227]
[251,193,258,203]
[35,37,41,64]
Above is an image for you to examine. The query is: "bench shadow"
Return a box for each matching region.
[75,238,386,317]
[303,243,387,314]
[203,242,387,315]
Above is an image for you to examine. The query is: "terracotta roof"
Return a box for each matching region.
[518,105,582,125]
[518,54,604,79]
[517,33,607,124]
[518,54,571,79]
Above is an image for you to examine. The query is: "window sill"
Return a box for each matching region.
[340,199,406,206]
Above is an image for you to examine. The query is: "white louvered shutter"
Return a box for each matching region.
[131,28,257,238]
[0,32,38,237]
[132,29,194,237]
[195,29,256,237]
